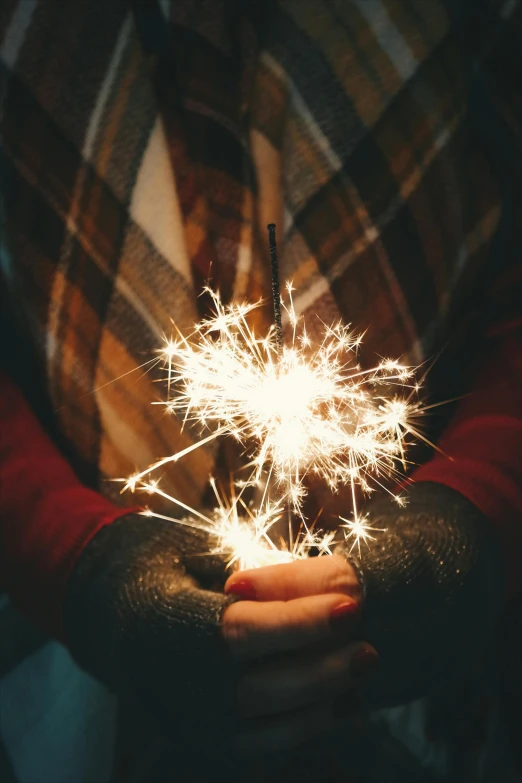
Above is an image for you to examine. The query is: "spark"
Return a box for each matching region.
[135,478,334,571]
[340,515,387,556]
[155,285,423,508]
[121,282,426,566]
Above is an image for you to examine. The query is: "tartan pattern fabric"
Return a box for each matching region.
[1,1,522,780]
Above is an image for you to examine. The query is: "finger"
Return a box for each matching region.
[236,701,334,755]
[222,593,359,660]
[225,554,361,603]
[238,642,378,718]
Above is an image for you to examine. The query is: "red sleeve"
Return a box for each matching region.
[416,4,522,600]
[0,372,136,638]
[411,323,522,599]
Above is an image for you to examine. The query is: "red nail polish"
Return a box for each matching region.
[329,601,359,631]
[350,647,379,679]
[225,580,257,600]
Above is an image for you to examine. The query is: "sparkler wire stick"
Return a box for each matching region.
[267,223,284,353]
[268,222,293,546]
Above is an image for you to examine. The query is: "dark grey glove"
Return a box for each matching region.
[63,513,239,771]
[336,482,504,707]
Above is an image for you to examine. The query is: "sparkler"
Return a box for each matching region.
[122,226,426,568]
[137,476,335,571]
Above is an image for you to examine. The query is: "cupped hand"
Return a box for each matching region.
[222,555,378,754]
[65,510,376,761]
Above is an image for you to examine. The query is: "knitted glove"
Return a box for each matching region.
[63,513,238,769]
[336,483,503,707]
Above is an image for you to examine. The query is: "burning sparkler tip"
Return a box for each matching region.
[121,251,425,570]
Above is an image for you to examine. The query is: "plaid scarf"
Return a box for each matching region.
[1,1,521,780]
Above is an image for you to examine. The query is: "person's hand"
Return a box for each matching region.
[63,512,243,778]
[222,556,378,755]
[332,482,504,707]
[62,511,372,769]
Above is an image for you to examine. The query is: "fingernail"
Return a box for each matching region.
[350,647,379,679]
[225,580,257,600]
[329,601,359,632]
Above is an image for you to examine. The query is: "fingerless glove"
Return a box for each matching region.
[63,514,238,771]
[337,482,503,707]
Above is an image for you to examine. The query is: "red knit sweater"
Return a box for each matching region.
[0,373,134,636]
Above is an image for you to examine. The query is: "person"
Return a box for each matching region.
[1,1,521,781]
